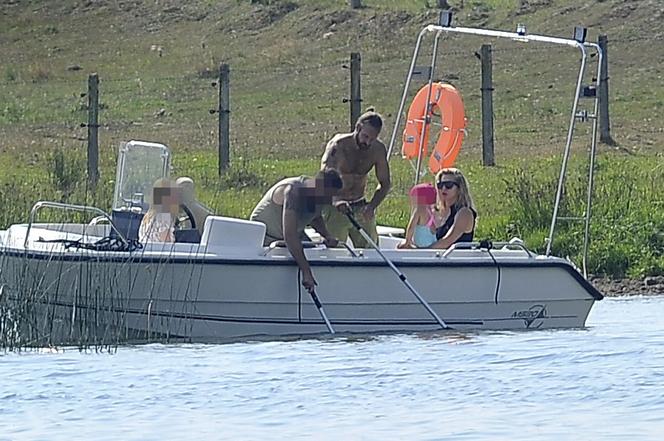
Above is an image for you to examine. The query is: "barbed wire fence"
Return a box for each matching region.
[2,33,661,190]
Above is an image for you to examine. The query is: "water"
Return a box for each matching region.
[1,296,663,441]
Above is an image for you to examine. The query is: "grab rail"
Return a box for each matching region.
[441,239,533,258]
[23,201,128,249]
[262,240,321,256]
[494,239,533,257]
[262,240,359,258]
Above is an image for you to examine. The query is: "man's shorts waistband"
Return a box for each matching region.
[347,198,367,207]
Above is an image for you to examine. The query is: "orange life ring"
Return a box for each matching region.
[402,83,466,174]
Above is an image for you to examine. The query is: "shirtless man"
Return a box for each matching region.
[320,109,391,247]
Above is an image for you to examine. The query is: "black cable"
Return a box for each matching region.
[480,240,501,304]
[37,236,143,252]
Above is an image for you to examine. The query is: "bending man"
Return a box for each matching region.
[321,109,391,247]
[250,169,343,294]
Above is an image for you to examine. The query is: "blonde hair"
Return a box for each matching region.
[435,167,475,211]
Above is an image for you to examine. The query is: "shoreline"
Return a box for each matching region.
[590,276,664,297]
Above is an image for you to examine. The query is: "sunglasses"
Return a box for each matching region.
[436,180,459,190]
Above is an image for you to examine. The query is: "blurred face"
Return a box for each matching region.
[354,123,380,150]
[410,194,427,208]
[155,186,181,213]
[436,174,460,204]
[314,177,341,202]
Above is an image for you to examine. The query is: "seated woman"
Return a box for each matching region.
[429,168,477,249]
[139,178,181,243]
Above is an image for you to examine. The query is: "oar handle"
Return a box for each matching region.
[309,290,323,309]
[345,211,362,230]
[310,290,335,334]
[300,270,335,334]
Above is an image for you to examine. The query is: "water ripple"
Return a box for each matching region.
[1,297,663,440]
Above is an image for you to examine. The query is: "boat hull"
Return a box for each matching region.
[0,245,602,344]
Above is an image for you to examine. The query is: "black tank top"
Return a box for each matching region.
[435,205,477,243]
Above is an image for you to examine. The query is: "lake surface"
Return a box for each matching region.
[1,296,663,440]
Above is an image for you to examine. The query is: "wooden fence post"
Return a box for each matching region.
[349,0,362,9]
[598,35,613,145]
[350,52,362,131]
[480,44,495,166]
[218,63,230,174]
[87,73,99,186]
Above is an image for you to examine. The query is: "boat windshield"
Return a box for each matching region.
[112,140,171,211]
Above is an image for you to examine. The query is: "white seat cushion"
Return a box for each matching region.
[200,216,266,251]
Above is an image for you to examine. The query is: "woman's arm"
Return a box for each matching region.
[429,207,474,249]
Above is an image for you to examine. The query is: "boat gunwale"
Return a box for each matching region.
[0,246,604,301]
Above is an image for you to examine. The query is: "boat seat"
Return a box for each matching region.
[200,216,266,252]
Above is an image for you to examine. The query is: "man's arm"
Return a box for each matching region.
[367,144,391,211]
[282,187,316,292]
[321,138,340,171]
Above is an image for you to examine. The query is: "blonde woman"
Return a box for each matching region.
[139,178,181,243]
[429,168,477,249]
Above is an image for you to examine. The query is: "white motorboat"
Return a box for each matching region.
[0,19,605,345]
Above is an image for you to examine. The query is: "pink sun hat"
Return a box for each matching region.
[409,183,436,205]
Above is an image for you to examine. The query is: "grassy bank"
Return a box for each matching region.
[1,146,662,279]
[1,0,663,159]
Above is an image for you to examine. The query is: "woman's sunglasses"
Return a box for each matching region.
[436,180,459,190]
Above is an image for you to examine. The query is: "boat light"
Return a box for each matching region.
[516,23,527,36]
[439,10,453,28]
[574,26,587,43]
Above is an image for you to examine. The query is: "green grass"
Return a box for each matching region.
[1,0,662,155]
[2,143,662,278]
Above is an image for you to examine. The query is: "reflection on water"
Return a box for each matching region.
[1,296,663,440]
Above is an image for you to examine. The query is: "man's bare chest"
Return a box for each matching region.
[337,151,375,175]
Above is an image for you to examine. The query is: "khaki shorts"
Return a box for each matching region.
[322,201,378,248]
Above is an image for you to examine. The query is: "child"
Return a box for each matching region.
[398,183,438,249]
[139,178,181,243]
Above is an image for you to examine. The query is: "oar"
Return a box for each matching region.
[273,241,336,334]
[297,264,335,334]
[303,242,336,333]
[308,286,335,335]
[345,213,449,330]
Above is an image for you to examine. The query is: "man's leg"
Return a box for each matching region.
[348,205,378,248]
[321,205,350,243]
